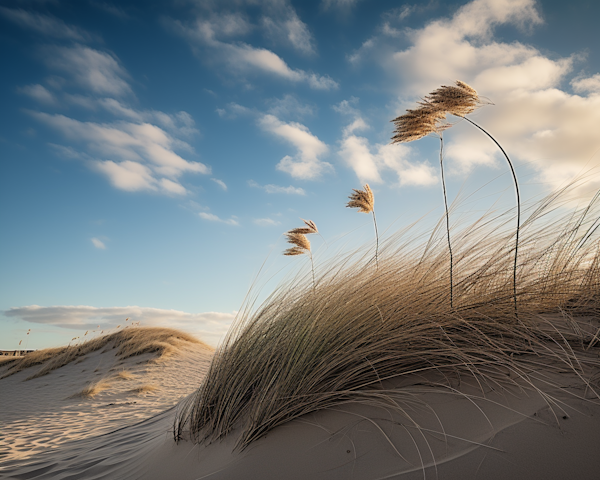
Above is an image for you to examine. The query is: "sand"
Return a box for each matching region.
[1,328,600,479]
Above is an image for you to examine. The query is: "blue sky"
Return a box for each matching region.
[1,0,599,349]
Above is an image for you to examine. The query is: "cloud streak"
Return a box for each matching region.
[4,305,236,346]
[248,180,306,195]
[0,7,97,42]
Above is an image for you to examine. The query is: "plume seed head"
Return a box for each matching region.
[301,218,318,234]
[424,80,481,118]
[347,184,374,213]
[283,232,311,256]
[391,81,482,144]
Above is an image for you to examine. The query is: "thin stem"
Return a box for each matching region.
[463,117,520,317]
[372,210,379,269]
[439,135,453,309]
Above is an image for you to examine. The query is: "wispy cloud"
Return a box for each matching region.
[248,179,306,195]
[18,84,56,105]
[0,7,97,42]
[198,212,239,226]
[33,112,208,195]
[169,9,336,90]
[211,178,228,190]
[3,305,236,346]
[258,114,331,179]
[267,94,316,120]
[90,1,130,20]
[44,45,131,97]
[253,217,281,226]
[91,237,106,249]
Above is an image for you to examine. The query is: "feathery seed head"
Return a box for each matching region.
[391,81,482,144]
[347,184,374,213]
[301,218,318,234]
[283,232,311,256]
[391,107,448,144]
[424,80,481,118]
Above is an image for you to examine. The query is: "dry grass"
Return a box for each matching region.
[71,378,112,398]
[1,327,209,380]
[130,384,159,395]
[176,187,600,450]
[115,370,135,381]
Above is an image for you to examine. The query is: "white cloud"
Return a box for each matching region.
[198,212,239,226]
[33,112,208,195]
[258,114,331,179]
[0,7,96,42]
[351,0,600,193]
[18,84,56,104]
[91,237,106,249]
[3,305,236,346]
[339,134,437,186]
[334,98,437,186]
[253,217,281,226]
[44,45,131,96]
[571,74,600,94]
[211,178,228,190]
[248,179,306,195]
[171,17,336,90]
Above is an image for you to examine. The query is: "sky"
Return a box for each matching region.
[1,0,599,349]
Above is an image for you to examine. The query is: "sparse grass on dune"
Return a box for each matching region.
[71,378,113,398]
[176,187,600,450]
[1,327,210,380]
[130,384,159,395]
[115,370,136,380]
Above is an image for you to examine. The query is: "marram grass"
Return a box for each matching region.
[176,187,600,450]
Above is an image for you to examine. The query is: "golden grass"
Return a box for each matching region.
[130,384,158,395]
[1,327,210,380]
[71,378,112,398]
[176,187,600,450]
[115,370,135,381]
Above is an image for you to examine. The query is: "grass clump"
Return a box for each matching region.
[71,378,113,398]
[130,384,159,395]
[1,327,208,380]
[175,188,600,450]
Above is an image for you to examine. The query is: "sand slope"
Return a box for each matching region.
[0,333,213,466]
[2,351,600,479]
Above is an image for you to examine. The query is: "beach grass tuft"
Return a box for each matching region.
[176,186,600,450]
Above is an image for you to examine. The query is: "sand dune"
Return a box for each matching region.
[0,328,214,466]
[1,328,599,479]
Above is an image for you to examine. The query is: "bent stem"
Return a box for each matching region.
[463,117,520,316]
[439,134,454,308]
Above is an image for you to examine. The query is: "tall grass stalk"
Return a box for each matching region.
[462,116,521,316]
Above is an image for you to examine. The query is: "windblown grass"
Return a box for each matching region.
[176,186,600,450]
[1,327,208,380]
